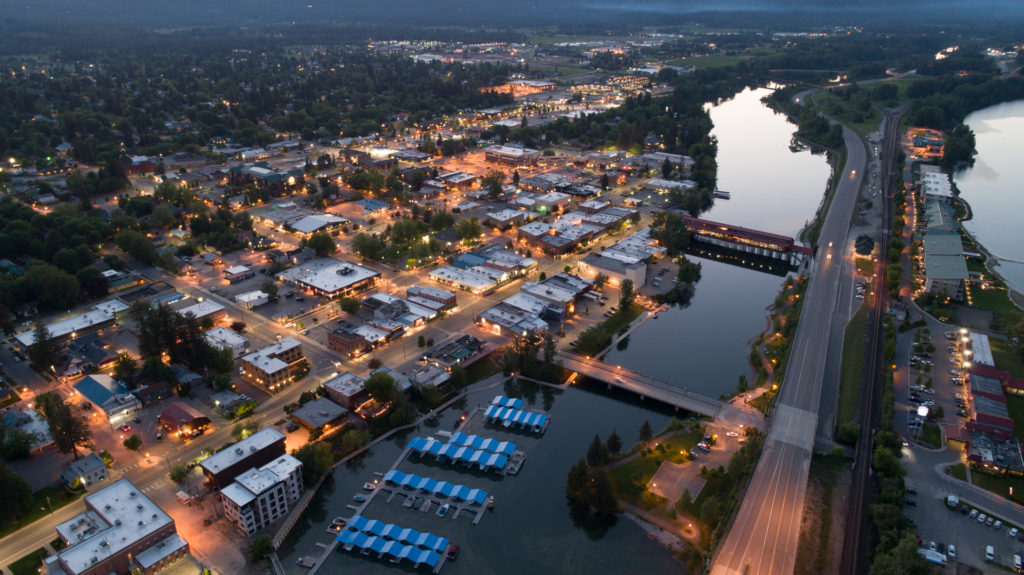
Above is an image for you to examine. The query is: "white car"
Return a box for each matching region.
[948,544,956,558]
[1009,527,1019,538]
[979,513,988,524]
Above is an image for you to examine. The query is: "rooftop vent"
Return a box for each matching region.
[136,504,143,510]
[235,447,243,455]
[114,519,121,526]
[129,491,136,497]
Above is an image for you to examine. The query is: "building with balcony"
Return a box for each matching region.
[220,454,303,536]
[240,338,305,391]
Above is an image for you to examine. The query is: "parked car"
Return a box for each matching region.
[970,509,979,519]
[995,520,1003,530]
[1009,527,1019,538]
[948,544,956,558]
[978,513,987,523]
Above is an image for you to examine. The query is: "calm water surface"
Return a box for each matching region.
[278,86,832,573]
[954,100,1024,292]
[605,87,831,397]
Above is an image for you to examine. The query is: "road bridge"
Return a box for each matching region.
[558,353,762,429]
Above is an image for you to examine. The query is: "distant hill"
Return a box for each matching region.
[5,0,1024,28]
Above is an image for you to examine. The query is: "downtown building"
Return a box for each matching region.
[220,454,303,536]
[44,479,189,575]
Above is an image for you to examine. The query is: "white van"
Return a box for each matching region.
[986,545,995,561]
[1014,553,1022,572]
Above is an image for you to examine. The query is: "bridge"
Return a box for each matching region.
[683,215,814,267]
[558,353,762,429]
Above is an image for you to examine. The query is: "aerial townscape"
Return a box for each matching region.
[3,1,1024,575]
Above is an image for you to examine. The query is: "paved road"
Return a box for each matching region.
[711,124,867,575]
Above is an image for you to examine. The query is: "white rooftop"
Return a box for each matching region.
[53,479,175,575]
[176,300,225,320]
[199,428,285,475]
[276,257,379,294]
[290,214,349,235]
[204,326,249,349]
[429,266,499,291]
[488,209,526,222]
[15,308,115,347]
[969,331,995,367]
[323,371,365,398]
[242,338,302,375]
[221,453,302,507]
[224,265,250,275]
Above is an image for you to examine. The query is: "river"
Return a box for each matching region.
[604,87,832,397]
[276,87,833,573]
[954,99,1024,293]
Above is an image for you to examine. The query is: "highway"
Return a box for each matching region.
[711,123,867,575]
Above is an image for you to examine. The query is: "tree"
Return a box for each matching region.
[303,232,337,256]
[113,353,137,383]
[231,421,260,441]
[260,279,278,300]
[208,346,235,374]
[619,279,635,310]
[586,469,618,514]
[639,420,653,443]
[418,335,426,348]
[251,535,274,562]
[293,442,334,486]
[600,172,610,190]
[587,434,609,467]
[606,430,622,456]
[45,401,93,460]
[339,297,362,315]
[0,427,35,461]
[481,170,505,199]
[455,217,482,244]
[123,433,143,452]
[27,319,61,370]
[593,273,609,289]
[0,463,33,526]
[351,233,386,261]
[364,371,397,402]
[662,158,674,179]
[430,211,455,232]
[566,458,590,503]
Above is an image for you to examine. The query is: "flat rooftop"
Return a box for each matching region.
[970,331,995,367]
[199,428,285,475]
[54,479,175,575]
[276,257,379,294]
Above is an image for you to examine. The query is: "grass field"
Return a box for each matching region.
[608,428,703,514]
[7,548,47,575]
[1005,395,1024,443]
[855,257,875,278]
[837,306,868,427]
[971,472,1024,506]
[812,91,882,137]
[950,463,968,481]
[969,286,1020,316]
[920,422,943,448]
[0,485,85,539]
[993,340,1024,379]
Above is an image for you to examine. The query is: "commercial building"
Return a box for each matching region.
[2,409,54,452]
[484,145,540,165]
[240,338,305,391]
[199,428,287,489]
[323,371,368,409]
[44,479,189,575]
[276,257,379,298]
[967,395,1015,439]
[579,253,646,287]
[228,163,303,194]
[428,266,501,294]
[224,265,254,283]
[235,290,269,310]
[288,214,349,236]
[327,327,372,358]
[290,397,349,431]
[968,331,995,367]
[923,254,968,301]
[425,335,487,371]
[60,453,109,491]
[486,209,528,230]
[406,285,457,311]
[173,300,226,323]
[220,454,303,536]
[204,326,250,357]
[476,292,553,338]
[74,375,141,427]
[157,402,212,439]
[14,303,122,348]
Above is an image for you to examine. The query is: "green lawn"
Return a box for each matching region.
[0,485,85,539]
[1005,395,1024,443]
[811,92,882,137]
[608,429,703,512]
[854,257,875,278]
[969,286,1020,316]
[971,472,1024,506]
[993,340,1024,379]
[837,307,868,427]
[920,422,943,448]
[949,463,968,481]
[7,547,48,575]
